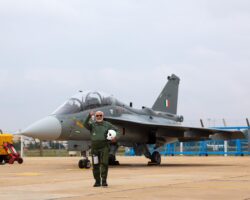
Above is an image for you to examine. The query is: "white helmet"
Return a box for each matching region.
[107,130,116,140]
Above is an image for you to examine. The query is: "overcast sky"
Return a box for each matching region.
[1,0,250,132]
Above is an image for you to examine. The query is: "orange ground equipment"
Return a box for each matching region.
[0,133,23,164]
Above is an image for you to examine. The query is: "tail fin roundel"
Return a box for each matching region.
[152,74,180,114]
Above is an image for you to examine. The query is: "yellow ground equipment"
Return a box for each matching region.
[0,133,23,164]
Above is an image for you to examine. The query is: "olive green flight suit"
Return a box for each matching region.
[84,114,118,183]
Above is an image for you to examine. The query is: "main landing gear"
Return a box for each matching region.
[78,150,91,169]
[109,144,120,165]
[138,144,161,165]
[148,151,161,165]
[109,154,120,165]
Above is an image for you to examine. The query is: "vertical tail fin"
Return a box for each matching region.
[152,74,180,114]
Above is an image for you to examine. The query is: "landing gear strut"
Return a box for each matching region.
[78,150,91,169]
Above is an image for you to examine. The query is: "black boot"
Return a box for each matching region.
[93,180,101,187]
[102,180,108,187]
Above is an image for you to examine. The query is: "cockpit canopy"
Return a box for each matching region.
[52,91,119,115]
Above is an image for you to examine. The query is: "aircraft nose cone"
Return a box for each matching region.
[22,116,62,140]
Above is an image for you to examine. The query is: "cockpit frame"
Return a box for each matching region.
[52,91,119,115]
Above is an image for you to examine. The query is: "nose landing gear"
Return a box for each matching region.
[78,150,91,169]
[78,158,91,169]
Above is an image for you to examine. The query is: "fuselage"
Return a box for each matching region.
[21,91,182,145]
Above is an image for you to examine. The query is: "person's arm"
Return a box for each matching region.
[83,112,94,131]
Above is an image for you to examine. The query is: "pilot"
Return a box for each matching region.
[83,110,119,187]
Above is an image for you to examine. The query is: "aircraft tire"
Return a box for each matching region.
[109,154,120,165]
[108,155,115,165]
[151,151,161,165]
[85,160,91,169]
[78,159,84,169]
[78,159,91,169]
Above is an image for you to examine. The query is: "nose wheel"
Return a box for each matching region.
[78,150,91,169]
[78,158,91,169]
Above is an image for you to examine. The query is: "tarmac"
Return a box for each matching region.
[0,156,250,200]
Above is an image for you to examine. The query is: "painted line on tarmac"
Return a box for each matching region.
[15,172,42,176]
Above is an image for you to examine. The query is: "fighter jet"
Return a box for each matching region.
[21,74,246,168]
